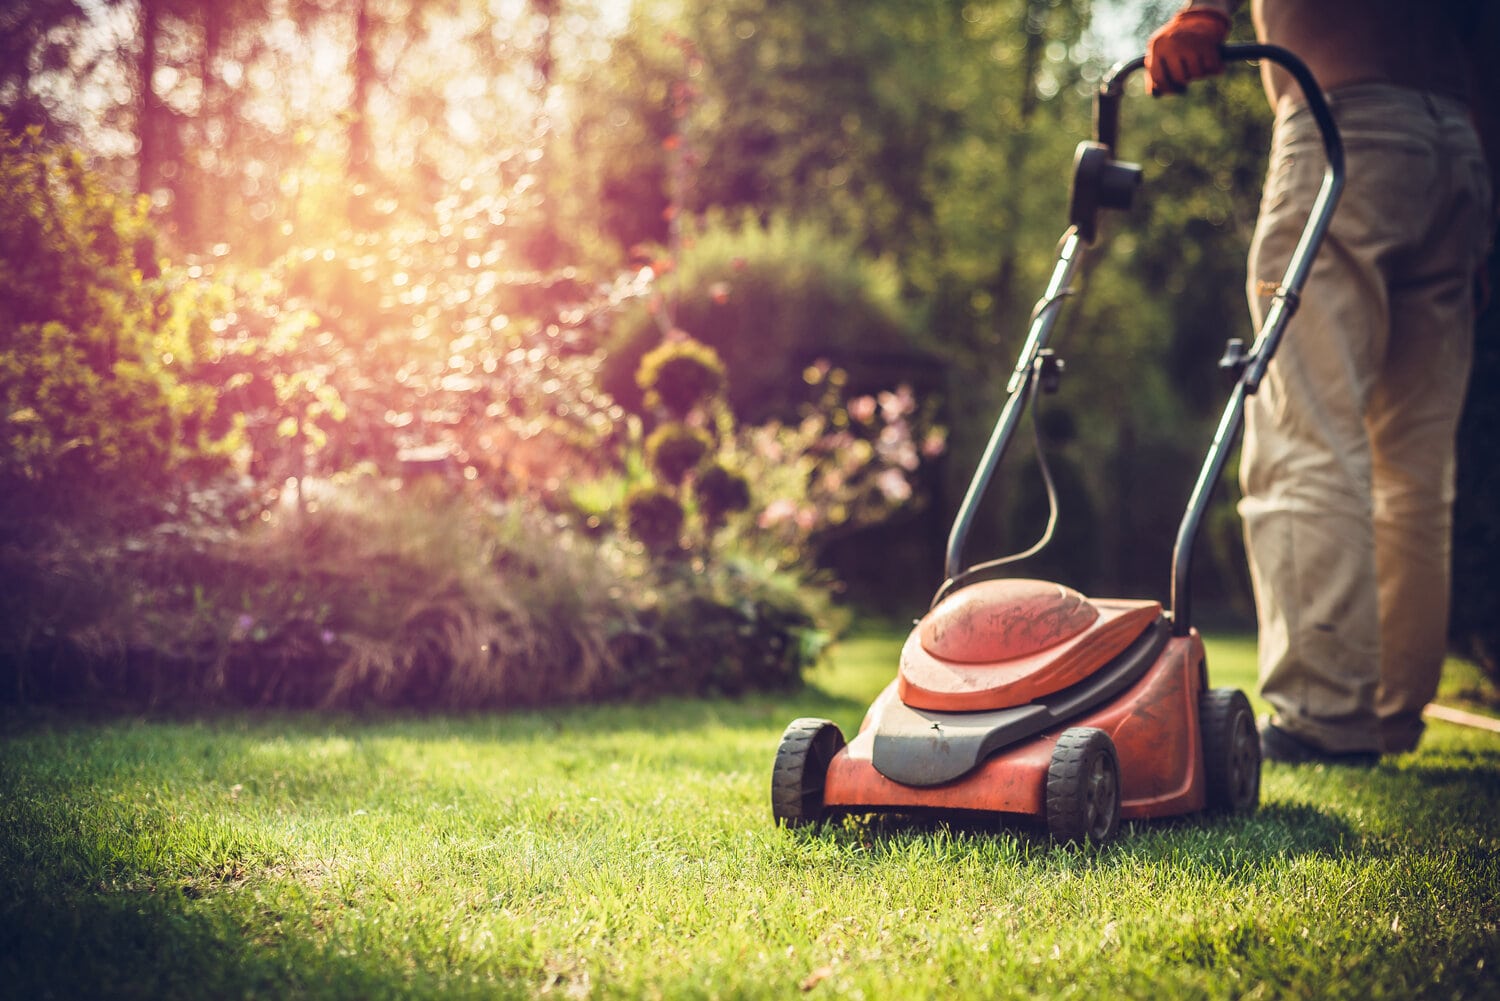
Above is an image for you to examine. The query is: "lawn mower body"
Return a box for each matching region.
[773,46,1345,843]
[827,585,1204,819]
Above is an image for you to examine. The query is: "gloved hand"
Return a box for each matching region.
[1145,7,1231,96]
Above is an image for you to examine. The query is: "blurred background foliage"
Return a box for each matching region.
[1,0,1495,705]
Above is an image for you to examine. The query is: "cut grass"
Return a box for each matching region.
[1,632,1497,1000]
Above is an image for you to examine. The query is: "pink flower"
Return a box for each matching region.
[875,468,912,502]
[759,498,798,528]
[879,385,916,422]
[232,613,256,640]
[754,435,784,463]
[795,506,818,532]
[848,395,877,423]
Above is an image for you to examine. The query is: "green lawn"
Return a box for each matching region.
[2,633,1498,999]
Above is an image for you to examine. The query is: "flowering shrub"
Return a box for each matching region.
[596,328,944,575]
[725,366,946,570]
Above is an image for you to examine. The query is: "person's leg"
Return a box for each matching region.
[1240,145,1381,753]
[1238,88,1435,755]
[1369,101,1491,753]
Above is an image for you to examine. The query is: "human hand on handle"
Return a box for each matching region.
[1145,5,1232,96]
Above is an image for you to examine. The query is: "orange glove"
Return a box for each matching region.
[1145,7,1231,96]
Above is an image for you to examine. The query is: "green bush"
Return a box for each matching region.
[0,132,233,519]
[603,212,927,423]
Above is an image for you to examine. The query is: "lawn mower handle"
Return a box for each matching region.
[943,44,1345,640]
[1165,44,1344,636]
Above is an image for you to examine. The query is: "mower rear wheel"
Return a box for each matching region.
[1045,727,1121,845]
[1200,688,1260,813]
[772,718,846,828]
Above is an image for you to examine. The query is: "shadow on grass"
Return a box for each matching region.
[0,881,414,1001]
[806,744,1500,879]
[1397,758,1500,790]
[788,797,1365,881]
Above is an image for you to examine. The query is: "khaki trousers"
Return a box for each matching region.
[1239,84,1492,754]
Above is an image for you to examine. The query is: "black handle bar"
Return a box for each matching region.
[1095,44,1344,183]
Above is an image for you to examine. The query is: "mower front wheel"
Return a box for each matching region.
[1045,727,1121,845]
[1201,688,1260,813]
[772,718,845,828]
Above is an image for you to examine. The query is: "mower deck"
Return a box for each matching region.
[822,627,1209,820]
[866,610,1170,787]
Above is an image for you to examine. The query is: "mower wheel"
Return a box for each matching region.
[772,718,845,828]
[1200,688,1260,813]
[1045,727,1121,845]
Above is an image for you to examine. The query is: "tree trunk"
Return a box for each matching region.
[987,0,1049,357]
[522,0,560,268]
[191,2,223,251]
[347,0,375,223]
[136,0,161,200]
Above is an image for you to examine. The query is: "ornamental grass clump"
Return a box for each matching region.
[0,479,636,710]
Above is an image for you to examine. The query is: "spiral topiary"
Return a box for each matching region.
[636,337,726,419]
[624,483,685,555]
[696,462,751,528]
[645,423,713,485]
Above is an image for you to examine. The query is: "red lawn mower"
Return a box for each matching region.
[772,46,1344,844]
